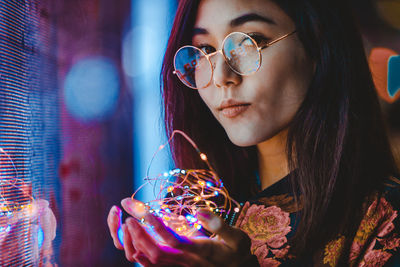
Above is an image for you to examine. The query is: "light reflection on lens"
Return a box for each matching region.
[174,46,212,89]
[174,32,261,89]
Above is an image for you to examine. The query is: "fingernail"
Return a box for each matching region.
[121,198,132,207]
[112,205,121,215]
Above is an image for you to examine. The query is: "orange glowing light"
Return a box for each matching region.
[200,153,207,161]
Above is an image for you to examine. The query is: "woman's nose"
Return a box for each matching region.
[211,52,241,88]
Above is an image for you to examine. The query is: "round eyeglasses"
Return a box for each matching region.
[173,31,296,89]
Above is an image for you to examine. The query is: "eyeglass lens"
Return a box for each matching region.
[222,33,260,75]
[174,32,260,89]
[174,46,213,89]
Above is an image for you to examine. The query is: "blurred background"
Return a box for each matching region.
[0,0,398,266]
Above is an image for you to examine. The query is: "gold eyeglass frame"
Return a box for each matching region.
[173,30,297,90]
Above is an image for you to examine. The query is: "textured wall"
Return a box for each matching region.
[54,0,133,265]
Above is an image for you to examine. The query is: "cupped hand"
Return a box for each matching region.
[107,197,254,267]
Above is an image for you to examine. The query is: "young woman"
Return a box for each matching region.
[108,0,400,266]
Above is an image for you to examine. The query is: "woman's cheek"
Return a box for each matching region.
[198,90,218,114]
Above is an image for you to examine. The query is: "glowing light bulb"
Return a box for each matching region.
[167,186,174,193]
[131,202,147,218]
[194,196,201,202]
[198,180,205,186]
[200,153,207,161]
[186,214,197,223]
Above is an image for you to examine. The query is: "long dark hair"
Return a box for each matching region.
[161,0,398,265]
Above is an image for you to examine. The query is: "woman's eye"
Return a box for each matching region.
[247,33,270,46]
[198,45,216,54]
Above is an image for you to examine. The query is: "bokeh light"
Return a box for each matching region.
[388,55,400,99]
[129,0,177,205]
[369,47,399,103]
[122,26,158,78]
[64,57,120,122]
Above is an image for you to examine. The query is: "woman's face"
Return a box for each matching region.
[193,0,314,146]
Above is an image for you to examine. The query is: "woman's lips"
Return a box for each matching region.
[220,104,250,118]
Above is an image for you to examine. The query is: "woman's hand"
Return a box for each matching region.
[107,198,254,266]
[107,205,124,250]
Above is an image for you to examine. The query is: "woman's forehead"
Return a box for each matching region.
[194,0,293,34]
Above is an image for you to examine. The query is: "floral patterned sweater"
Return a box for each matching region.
[235,175,400,267]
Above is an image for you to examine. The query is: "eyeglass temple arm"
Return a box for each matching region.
[259,30,297,50]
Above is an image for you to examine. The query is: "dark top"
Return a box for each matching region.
[235,173,400,267]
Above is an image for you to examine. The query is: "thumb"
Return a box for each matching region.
[121,197,148,219]
[196,209,251,251]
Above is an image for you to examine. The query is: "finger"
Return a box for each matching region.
[144,213,191,249]
[145,211,226,262]
[196,209,251,253]
[133,252,155,267]
[144,213,228,265]
[107,206,123,249]
[121,198,147,219]
[39,205,57,251]
[122,198,192,249]
[125,217,162,263]
[122,224,136,262]
[126,218,194,265]
[133,250,208,267]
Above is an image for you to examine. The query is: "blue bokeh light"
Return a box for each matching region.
[388,55,400,98]
[129,0,176,204]
[38,226,44,248]
[64,57,120,122]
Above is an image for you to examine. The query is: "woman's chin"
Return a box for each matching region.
[225,128,285,147]
[226,132,261,147]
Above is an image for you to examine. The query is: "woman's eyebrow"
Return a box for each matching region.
[192,27,209,37]
[230,13,276,27]
[192,13,275,38]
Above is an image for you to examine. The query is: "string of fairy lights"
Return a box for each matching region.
[131,130,241,238]
[0,148,34,234]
